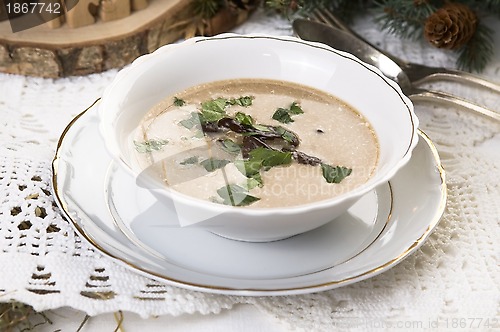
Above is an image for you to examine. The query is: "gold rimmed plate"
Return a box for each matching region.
[52,101,446,295]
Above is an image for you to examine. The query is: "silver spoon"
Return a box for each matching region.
[293,19,500,121]
[311,8,500,92]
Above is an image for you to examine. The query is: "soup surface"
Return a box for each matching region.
[131,79,379,208]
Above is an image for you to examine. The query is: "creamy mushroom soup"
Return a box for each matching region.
[131,79,379,208]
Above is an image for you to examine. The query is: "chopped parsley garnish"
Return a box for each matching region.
[218,138,241,154]
[173,96,351,207]
[321,164,352,183]
[252,124,272,132]
[246,174,263,189]
[272,102,304,124]
[248,147,292,167]
[134,139,168,153]
[272,108,293,124]
[275,126,298,145]
[200,98,228,122]
[179,112,204,129]
[288,102,304,115]
[216,184,260,207]
[200,158,231,172]
[179,156,199,165]
[199,96,254,123]
[234,112,254,126]
[173,97,186,106]
[234,159,263,178]
[229,96,254,107]
[234,148,292,186]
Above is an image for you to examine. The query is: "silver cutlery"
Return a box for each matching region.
[311,8,500,92]
[292,18,500,121]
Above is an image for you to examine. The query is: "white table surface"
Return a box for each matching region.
[39,304,286,331]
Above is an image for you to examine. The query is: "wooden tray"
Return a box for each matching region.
[0,0,241,78]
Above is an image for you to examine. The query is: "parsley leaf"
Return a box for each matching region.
[272,102,304,124]
[234,112,254,126]
[272,108,294,124]
[179,112,204,129]
[235,148,292,180]
[246,173,263,189]
[173,97,186,106]
[275,126,299,145]
[217,184,260,206]
[200,109,226,123]
[183,96,254,130]
[229,96,254,107]
[252,124,272,132]
[288,102,304,115]
[320,164,352,183]
[218,138,241,154]
[200,97,229,122]
[202,97,227,113]
[234,159,263,177]
[134,139,168,153]
[248,147,292,167]
[200,158,231,172]
[193,130,205,139]
[179,156,199,165]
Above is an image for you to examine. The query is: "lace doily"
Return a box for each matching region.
[0,9,499,331]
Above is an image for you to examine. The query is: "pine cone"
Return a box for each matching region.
[424,3,477,50]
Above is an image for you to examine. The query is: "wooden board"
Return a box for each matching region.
[0,0,230,78]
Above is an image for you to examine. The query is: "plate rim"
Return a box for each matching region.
[52,100,447,296]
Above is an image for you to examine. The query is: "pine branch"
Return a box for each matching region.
[264,0,370,22]
[264,0,291,11]
[374,0,437,39]
[322,0,372,23]
[299,0,369,20]
[470,0,500,17]
[192,0,225,18]
[456,23,494,72]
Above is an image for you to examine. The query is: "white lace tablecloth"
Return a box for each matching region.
[1,8,499,331]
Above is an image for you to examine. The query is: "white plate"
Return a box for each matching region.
[52,101,446,296]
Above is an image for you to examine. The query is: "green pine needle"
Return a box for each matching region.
[456,23,495,72]
[192,0,224,18]
[374,0,436,40]
[266,0,369,22]
[470,0,500,16]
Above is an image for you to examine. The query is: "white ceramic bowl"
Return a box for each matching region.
[99,34,418,242]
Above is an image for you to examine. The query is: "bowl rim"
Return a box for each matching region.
[99,33,419,216]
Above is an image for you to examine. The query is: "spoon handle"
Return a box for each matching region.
[402,64,500,94]
[409,89,500,122]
